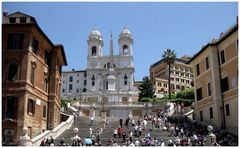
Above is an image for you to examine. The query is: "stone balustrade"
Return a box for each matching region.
[20,114,74,146]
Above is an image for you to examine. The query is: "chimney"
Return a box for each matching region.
[2,10,9,24]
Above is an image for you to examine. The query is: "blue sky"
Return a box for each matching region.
[2,2,238,81]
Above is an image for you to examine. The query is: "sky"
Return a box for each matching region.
[2,2,238,81]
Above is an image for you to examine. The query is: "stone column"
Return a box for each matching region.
[19,127,32,146]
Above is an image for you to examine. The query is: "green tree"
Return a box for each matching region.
[61,97,69,108]
[138,76,155,101]
[162,49,176,100]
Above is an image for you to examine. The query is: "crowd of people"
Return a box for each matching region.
[40,136,54,146]
[40,103,236,146]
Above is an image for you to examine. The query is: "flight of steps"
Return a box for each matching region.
[54,116,175,146]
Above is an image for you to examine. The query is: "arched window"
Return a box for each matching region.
[92,46,97,56]
[104,62,116,69]
[124,74,128,85]
[107,62,110,69]
[123,45,128,54]
[92,75,95,86]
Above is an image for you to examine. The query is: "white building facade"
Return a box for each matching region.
[61,27,139,105]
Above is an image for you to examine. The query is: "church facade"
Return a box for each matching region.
[61,27,139,107]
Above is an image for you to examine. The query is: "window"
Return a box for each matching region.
[31,38,39,54]
[209,107,213,119]
[200,111,203,121]
[196,87,202,101]
[123,45,128,54]
[7,33,24,49]
[77,80,79,83]
[27,99,35,115]
[44,51,51,66]
[196,64,200,76]
[9,17,16,23]
[181,79,184,83]
[225,104,230,116]
[84,71,87,77]
[84,80,87,85]
[221,77,229,92]
[43,105,47,118]
[171,84,175,90]
[20,17,27,23]
[176,78,179,82]
[207,82,211,96]
[171,77,174,81]
[181,86,185,90]
[62,89,65,93]
[105,81,108,90]
[5,96,18,119]
[164,84,167,88]
[76,88,79,93]
[92,75,95,86]
[220,50,225,64]
[176,85,180,90]
[124,74,128,85]
[83,88,86,92]
[205,57,209,70]
[30,65,36,85]
[8,64,18,81]
[69,84,72,91]
[92,46,97,56]
[186,80,189,84]
[69,76,73,82]
[44,78,48,92]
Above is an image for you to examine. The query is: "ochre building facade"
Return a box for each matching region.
[187,20,238,130]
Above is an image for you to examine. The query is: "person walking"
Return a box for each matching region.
[117,126,123,138]
[122,131,126,143]
[90,115,94,126]
[113,128,117,138]
[125,118,129,128]
[119,118,123,127]
[132,119,135,127]
[138,126,142,136]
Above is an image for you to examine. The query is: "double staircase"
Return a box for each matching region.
[54,116,175,146]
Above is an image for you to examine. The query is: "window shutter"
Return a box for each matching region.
[33,100,36,115]
[27,99,30,113]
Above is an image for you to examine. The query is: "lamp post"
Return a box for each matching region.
[207,125,216,146]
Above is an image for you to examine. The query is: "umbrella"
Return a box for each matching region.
[84,138,92,145]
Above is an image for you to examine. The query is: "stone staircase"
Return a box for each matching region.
[54,116,175,146]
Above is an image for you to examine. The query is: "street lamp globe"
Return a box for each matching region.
[207,125,213,132]
[73,127,79,133]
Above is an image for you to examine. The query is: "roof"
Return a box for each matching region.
[55,44,68,66]
[4,11,68,66]
[151,58,188,68]
[8,11,34,18]
[186,22,238,64]
[62,70,86,73]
